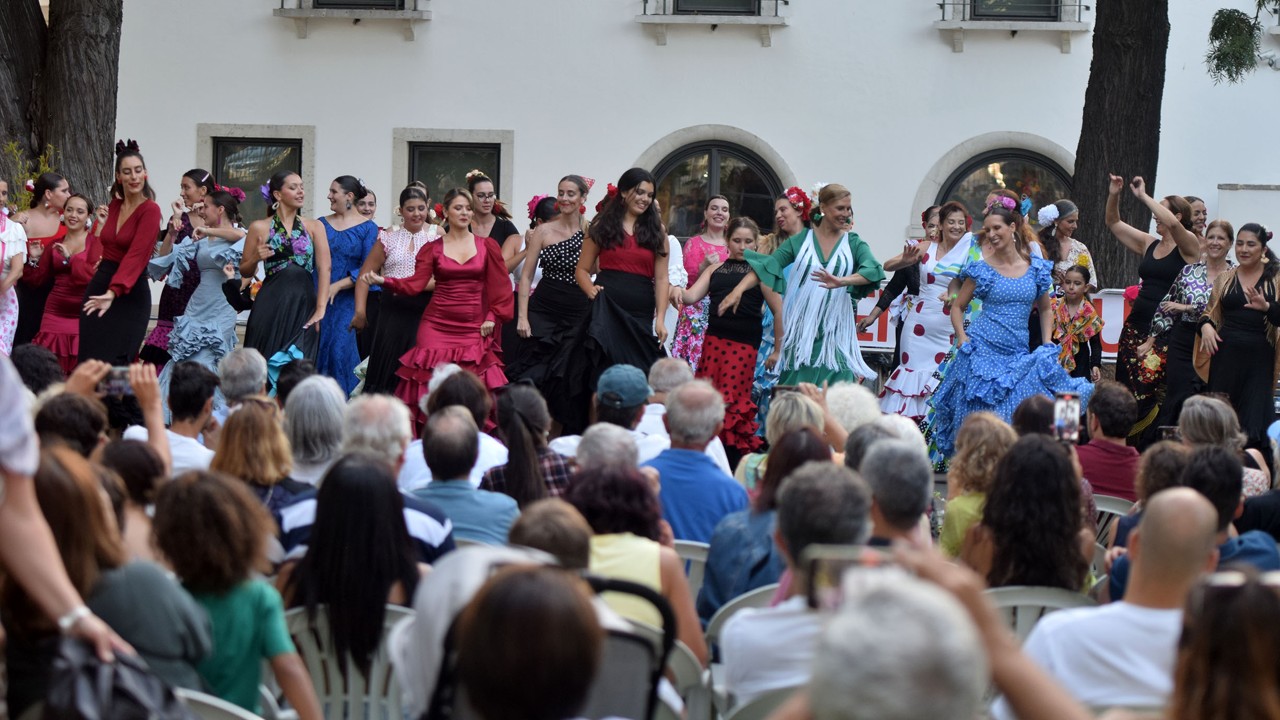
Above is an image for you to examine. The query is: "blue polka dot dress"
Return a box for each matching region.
[926,258,1094,459]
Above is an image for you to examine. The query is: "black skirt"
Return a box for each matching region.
[14,282,50,347]
[544,270,665,434]
[364,289,430,395]
[356,290,382,360]
[505,279,591,386]
[78,260,152,365]
[1156,320,1202,428]
[244,263,318,364]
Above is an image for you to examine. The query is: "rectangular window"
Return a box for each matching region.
[971,0,1059,20]
[408,142,500,206]
[213,138,303,223]
[312,0,404,9]
[674,0,759,15]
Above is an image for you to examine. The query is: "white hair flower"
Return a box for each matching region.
[811,182,829,202]
[1037,204,1059,228]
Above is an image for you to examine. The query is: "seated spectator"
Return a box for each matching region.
[10,343,64,396]
[481,384,572,506]
[841,423,895,471]
[210,398,314,529]
[124,360,218,476]
[566,466,708,664]
[809,572,987,720]
[576,422,639,471]
[455,567,603,720]
[735,391,825,491]
[274,358,317,408]
[636,358,733,473]
[991,487,1219,719]
[872,413,928,448]
[1111,440,1189,548]
[398,368,508,492]
[1110,446,1280,599]
[721,461,871,705]
[153,472,321,719]
[508,498,594,570]
[860,440,933,546]
[283,393,455,563]
[645,381,747,543]
[413,406,519,545]
[1180,395,1272,498]
[939,412,1016,558]
[961,435,1091,591]
[1010,393,1054,436]
[822,380,880,445]
[2,448,211,717]
[278,454,427,680]
[35,391,108,458]
[99,440,165,562]
[1075,381,1141,501]
[284,376,346,485]
[216,348,267,422]
[698,427,829,623]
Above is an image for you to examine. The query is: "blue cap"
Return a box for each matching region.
[596,364,653,409]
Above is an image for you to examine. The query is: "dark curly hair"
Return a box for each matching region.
[984,435,1087,591]
[756,426,831,512]
[153,471,275,594]
[565,466,662,541]
[588,168,666,256]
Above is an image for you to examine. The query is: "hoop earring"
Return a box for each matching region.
[271,201,279,211]
[346,201,353,211]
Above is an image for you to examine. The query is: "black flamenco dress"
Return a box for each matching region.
[504,231,590,388]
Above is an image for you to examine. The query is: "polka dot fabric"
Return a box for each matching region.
[697,334,763,454]
[538,231,583,284]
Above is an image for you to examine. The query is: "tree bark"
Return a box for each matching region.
[0,0,47,159]
[1073,0,1171,289]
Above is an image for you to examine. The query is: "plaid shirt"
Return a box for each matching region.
[480,447,574,498]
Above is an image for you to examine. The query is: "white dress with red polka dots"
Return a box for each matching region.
[878,234,978,420]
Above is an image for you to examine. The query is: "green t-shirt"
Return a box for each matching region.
[192,579,295,712]
[940,492,986,559]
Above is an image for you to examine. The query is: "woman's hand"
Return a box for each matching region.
[811,268,845,289]
[1244,284,1271,312]
[1136,337,1155,357]
[857,310,878,333]
[255,237,272,261]
[1158,300,1185,314]
[27,241,45,265]
[51,243,68,262]
[1107,174,1125,196]
[304,307,325,329]
[12,210,30,225]
[655,319,667,346]
[517,317,532,338]
[192,226,209,240]
[171,199,186,218]
[1090,366,1102,383]
[361,271,385,286]
[955,330,969,348]
[1199,325,1220,355]
[668,284,684,310]
[717,289,743,316]
[479,320,496,338]
[1129,176,1148,199]
[222,263,236,280]
[129,362,161,414]
[765,349,781,371]
[349,311,367,332]
[585,284,603,301]
[83,289,116,317]
[327,284,343,305]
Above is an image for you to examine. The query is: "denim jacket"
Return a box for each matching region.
[696,509,786,624]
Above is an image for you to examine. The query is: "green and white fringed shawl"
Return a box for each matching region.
[780,231,874,380]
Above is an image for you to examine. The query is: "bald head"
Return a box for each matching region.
[1131,487,1220,585]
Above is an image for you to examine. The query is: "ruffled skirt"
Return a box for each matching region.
[697,334,763,455]
[505,278,590,387]
[878,296,953,420]
[394,308,507,428]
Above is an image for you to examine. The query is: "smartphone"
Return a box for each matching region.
[99,366,133,396]
[1158,425,1181,441]
[1054,391,1081,445]
[771,385,800,400]
[802,544,897,610]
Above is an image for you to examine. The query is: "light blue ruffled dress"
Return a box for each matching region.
[150,235,244,418]
[925,258,1093,460]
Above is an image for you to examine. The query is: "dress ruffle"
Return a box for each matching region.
[877,364,940,420]
[721,394,763,454]
[31,330,79,376]
[167,316,236,363]
[394,339,507,424]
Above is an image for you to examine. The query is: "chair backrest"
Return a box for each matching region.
[1093,494,1136,543]
[724,685,801,720]
[626,621,703,698]
[285,604,415,720]
[705,583,780,655]
[986,586,1096,643]
[673,540,710,601]
[175,689,265,720]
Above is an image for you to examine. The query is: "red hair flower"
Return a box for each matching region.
[433,203,444,219]
[783,186,812,222]
[594,183,619,214]
[527,193,549,222]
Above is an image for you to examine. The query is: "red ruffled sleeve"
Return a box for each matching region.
[107,200,162,297]
[384,240,437,296]
[21,238,58,288]
[482,236,514,325]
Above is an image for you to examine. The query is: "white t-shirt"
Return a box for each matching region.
[122,426,214,477]
[0,220,27,277]
[397,433,508,492]
[549,429,670,467]
[990,602,1183,719]
[720,596,823,706]
[635,404,733,474]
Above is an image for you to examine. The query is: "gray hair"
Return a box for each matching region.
[825,382,880,435]
[576,423,638,472]
[664,381,724,446]
[1179,395,1246,450]
[648,358,694,393]
[811,573,987,720]
[843,424,896,472]
[860,440,933,531]
[871,414,927,449]
[343,394,413,463]
[765,393,824,446]
[284,376,346,465]
[423,406,479,481]
[777,462,871,565]
[218,348,267,402]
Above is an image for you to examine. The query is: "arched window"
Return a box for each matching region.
[654,142,783,240]
[937,149,1073,219]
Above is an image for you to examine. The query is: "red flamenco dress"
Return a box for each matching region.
[27,235,100,375]
[383,235,514,425]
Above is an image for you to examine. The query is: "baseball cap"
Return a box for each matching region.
[596,364,654,409]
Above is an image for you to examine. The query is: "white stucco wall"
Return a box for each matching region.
[114,0,1280,261]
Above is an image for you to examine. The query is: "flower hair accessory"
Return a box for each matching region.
[464,169,487,183]
[527,193,549,222]
[986,196,1017,213]
[218,185,247,204]
[1037,204,1060,227]
[114,139,140,156]
[784,186,812,222]
[24,179,35,192]
[594,183,618,214]
[259,184,273,204]
[434,203,445,219]
[580,176,596,191]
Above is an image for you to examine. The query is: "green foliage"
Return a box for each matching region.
[1205,1,1280,84]
[1,141,60,211]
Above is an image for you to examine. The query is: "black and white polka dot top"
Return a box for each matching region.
[538,230,584,284]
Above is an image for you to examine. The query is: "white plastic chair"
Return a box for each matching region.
[1093,494,1136,544]
[986,586,1096,643]
[724,685,801,720]
[175,689,266,720]
[627,620,708,719]
[285,604,414,720]
[703,583,780,716]
[673,540,710,602]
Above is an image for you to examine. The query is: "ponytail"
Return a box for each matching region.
[495,386,551,509]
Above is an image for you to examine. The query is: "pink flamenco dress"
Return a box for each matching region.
[383,235,514,427]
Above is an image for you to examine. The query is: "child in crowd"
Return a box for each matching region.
[1051,264,1104,382]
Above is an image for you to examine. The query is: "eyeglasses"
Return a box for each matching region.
[474,192,496,200]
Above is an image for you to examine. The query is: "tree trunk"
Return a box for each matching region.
[43,0,123,202]
[1073,0,1171,289]
[0,0,47,161]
